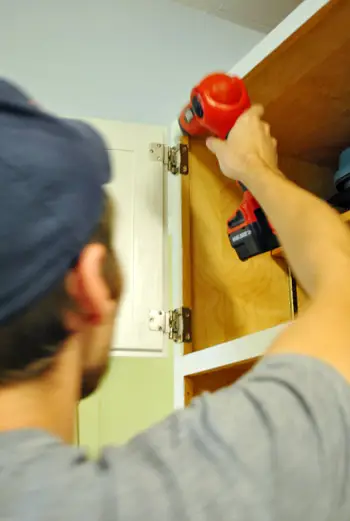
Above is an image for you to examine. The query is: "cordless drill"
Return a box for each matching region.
[178,72,278,261]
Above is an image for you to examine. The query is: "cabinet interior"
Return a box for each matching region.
[244,0,350,170]
[183,0,350,354]
[182,0,350,402]
[183,144,336,355]
[185,358,258,403]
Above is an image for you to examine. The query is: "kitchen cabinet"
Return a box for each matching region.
[169,0,350,408]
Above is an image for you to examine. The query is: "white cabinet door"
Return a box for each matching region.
[80,119,167,356]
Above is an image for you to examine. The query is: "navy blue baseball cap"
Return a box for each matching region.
[0,79,111,323]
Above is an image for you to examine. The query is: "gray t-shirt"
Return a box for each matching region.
[1,354,350,521]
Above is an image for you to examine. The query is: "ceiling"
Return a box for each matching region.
[172,0,303,32]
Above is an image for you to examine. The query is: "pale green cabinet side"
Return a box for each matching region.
[78,349,173,455]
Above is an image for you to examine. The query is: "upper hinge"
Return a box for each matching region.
[148,307,192,343]
[149,143,189,175]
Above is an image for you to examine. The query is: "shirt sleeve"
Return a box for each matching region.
[99,355,350,521]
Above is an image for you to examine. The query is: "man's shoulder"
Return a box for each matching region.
[0,430,105,521]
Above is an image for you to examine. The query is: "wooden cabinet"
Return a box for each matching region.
[171,0,350,408]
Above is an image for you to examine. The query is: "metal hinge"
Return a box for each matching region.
[149,307,192,343]
[149,143,189,175]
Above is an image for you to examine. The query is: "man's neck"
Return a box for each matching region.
[0,341,81,444]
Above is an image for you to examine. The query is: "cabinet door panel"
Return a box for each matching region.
[80,119,167,355]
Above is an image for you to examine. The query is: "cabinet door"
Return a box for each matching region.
[80,119,167,356]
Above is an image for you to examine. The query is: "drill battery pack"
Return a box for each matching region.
[227,189,279,261]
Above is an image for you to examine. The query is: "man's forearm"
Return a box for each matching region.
[244,167,350,383]
[244,167,350,299]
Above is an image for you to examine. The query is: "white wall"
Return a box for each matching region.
[0,0,263,124]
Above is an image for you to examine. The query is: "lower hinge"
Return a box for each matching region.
[149,307,192,343]
[149,143,189,175]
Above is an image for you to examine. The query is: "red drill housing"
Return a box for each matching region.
[178,73,250,139]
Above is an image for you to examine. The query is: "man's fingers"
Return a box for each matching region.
[206,137,226,156]
[249,104,265,119]
[263,122,271,135]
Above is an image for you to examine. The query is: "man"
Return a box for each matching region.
[0,78,350,521]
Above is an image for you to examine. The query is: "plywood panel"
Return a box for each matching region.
[186,140,291,351]
[270,157,335,317]
[270,249,309,316]
[186,358,259,402]
[270,206,350,317]
[297,284,309,315]
[184,377,195,407]
[278,157,335,200]
[244,0,350,168]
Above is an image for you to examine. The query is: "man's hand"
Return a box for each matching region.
[206,105,279,183]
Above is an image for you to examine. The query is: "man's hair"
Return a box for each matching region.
[0,193,122,384]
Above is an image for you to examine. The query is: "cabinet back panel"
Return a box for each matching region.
[185,358,258,403]
[184,140,291,351]
[183,142,335,352]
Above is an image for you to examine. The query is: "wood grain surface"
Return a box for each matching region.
[181,0,348,401]
[184,140,291,351]
[244,0,350,169]
[187,358,259,400]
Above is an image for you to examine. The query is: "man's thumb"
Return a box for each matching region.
[206,137,226,155]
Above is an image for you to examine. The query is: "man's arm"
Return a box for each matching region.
[207,106,350,383]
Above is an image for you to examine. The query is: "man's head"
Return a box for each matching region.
[0,79,122,399]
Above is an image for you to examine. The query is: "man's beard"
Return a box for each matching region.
[80,360,110,399]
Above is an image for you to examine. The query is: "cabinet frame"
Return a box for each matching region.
[169,0,335,409]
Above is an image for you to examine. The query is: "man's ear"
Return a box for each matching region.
[64,244,111,329]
